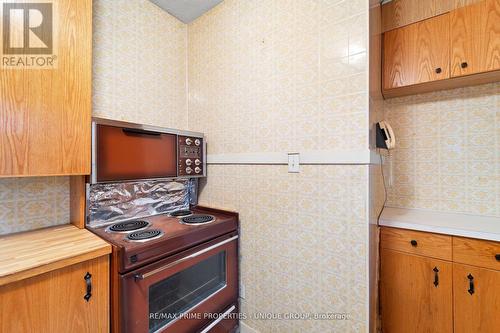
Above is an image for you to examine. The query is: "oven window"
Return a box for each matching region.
[148,251,226,332]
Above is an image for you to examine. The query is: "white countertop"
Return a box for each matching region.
[379,207,500,242]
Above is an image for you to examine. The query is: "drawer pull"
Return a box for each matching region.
[122,128,161,136]
[410,240,418,247]
[467,274,474,295]
[435,67,442,74]
[495,254,500,261]
[433,267,439,287]
[461,62,468,68]
[84,272,92,302]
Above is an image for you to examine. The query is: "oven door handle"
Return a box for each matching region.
[199,305,236,333]
[134,235,238,281]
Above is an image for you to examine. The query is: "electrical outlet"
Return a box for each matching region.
[288,153,300,173]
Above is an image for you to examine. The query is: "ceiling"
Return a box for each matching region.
[149,0,224,23]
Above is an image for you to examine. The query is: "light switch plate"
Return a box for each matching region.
[288,153,300,173]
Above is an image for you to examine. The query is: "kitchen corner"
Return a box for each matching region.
[1,0,500,332]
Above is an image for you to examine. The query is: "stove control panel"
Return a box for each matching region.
[178,135,204,177]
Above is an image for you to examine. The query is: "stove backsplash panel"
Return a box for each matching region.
[87,179,193,227]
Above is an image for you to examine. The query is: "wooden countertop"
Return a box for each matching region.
[0,224,111,286]
[380,207,500,242]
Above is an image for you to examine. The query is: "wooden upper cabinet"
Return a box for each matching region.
[383,13,450,90]
[380,249,453,333]
[453,263,500,333]
[383,0,500,97]
[451,0,500,77]
[0,0,92,176]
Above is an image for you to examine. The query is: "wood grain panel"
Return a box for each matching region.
[451,1,483,75]
[482,0,500,71]
[453,236,500,271]
[70,175,87,229]
[0,0,92,176]
[383,14,449,90]
[381,227,453,260]
[453,263,500,333]
[382,0,483,32]
[0,225,111,286]
[380,249,453,333]
[451,0,500,76]
[0,256,109,333]
[383,23,415,89]
[414,13,450,83]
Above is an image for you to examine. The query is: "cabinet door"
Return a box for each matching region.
[380,249,453,333]
[383,13,450,90]
[453,263,500,333]
[0,256,109,333]
[451,0,500,77]
[413,13,450,85]
[0,0,92,176]
[383,24,415,89]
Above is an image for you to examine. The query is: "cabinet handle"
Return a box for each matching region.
[122,128,161,136]
[467,274,474,295]
[410,240,418,247]
[435,67,442,74]
[461,62,468,69]
[495,254,500,261]
[84,272,92,302]
[433,267,439,287]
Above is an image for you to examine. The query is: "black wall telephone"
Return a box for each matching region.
[376,121,396,150]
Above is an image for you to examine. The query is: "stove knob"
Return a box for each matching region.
[185,159,192,166]
[195,159,201,166]
[185,138,193,145]
[185,167,193,174]
[194,139,201,146]
[195,167,201,174]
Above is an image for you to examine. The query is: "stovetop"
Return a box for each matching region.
[89,206,238,273]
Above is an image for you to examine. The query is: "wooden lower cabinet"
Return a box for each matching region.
[380,249,453,333]
[381,227,500,333]
[453,263,500,333]
[0,255,109,333]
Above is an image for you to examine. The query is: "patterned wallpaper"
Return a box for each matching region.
[93,0,187,128]
[0,178,69,234]
[187,1,370,331]
[188,0,369,153]
[198,165,370,332]
[385,83,500,217]
[0,0,188,235]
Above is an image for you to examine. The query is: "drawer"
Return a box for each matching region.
[453,237,500,271]
[380,227,452,261]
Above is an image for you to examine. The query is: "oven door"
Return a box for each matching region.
[94,123,178,182]
[121,233,238,333]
